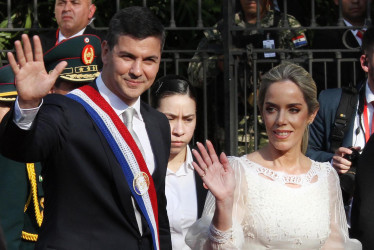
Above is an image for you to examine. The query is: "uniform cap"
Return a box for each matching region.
[0,65,16,102]
[43,34,102,82]
[0,34,102,101]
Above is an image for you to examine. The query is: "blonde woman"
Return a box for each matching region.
[186,63,361,249]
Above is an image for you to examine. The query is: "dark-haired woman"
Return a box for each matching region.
[151,75,208,250]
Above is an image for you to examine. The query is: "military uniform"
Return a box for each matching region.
[0,226,5,250]
[188,10,307,154]
[0,65,44,250]
[188,10,307,86]
[0,34,101,250]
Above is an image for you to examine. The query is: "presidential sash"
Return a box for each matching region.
[67,85,160,250]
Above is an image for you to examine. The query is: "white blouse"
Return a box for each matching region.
[185,156,361,249]
[166,145,197,250]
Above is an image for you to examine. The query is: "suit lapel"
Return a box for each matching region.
[343,23,361,49]
[194,171,208,218]
[346,31,360,48]
[141,103,168,190]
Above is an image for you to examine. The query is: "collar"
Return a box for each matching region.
[343,19,367,34]
[96,74,143,121]
[365,80,374,104]
[343,20,359,37]
[344,19,353,27]
[58,27,86,43]
[185,145,194,170]
[166,145,194,176]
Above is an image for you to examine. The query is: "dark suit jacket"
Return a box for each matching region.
[38,26,106,54]
[312,23,365,92]
[0,85,172,250]
[351,134,374,249]
[307,88,359,161]
[193,170,208,218]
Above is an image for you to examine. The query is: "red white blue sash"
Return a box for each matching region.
[66,85,160,250]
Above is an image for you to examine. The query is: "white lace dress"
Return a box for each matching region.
[185,156,361,249]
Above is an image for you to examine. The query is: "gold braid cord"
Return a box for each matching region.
[22,163,44,242]
[24,190,31,212]
[21,231,38,242]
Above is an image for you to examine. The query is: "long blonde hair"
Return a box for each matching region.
[258,63,319,154]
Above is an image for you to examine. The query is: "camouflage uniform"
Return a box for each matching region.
[188,10,308,87]
[188,10,307,154]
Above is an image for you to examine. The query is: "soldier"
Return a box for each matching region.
[38,0,105,52]
[0,64,44,250]
[45,34,102,94]
[188,0,307,154]
[188,0,307,87]
[0,34,101,250]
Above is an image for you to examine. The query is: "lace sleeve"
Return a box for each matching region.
[322,163,362,250]
[185,157,247,249]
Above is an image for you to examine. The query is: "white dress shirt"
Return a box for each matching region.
[57,27,86,43]
[165,145,198,250]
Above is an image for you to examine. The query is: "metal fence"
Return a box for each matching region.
[0,0,371,155]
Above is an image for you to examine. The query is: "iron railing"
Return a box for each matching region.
[0,0,370,155]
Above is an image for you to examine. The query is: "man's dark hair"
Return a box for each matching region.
[105,6,165,50]
[151,75,197,108]
[362,26,374,57]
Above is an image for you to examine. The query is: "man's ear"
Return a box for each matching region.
[360,54,369,73]
[101,40,109,64]
[88,4,96,20]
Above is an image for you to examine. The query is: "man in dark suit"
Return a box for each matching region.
[312,0,369,92]
[351,134,374,249]
[38,0,105,53]
[307,27,374,248]
[0,34,101,250]
[0,6,171,250]
[308,26,374,179]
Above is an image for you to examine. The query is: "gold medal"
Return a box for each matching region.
[133,172,150,196]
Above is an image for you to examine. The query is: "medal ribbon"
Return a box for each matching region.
[67,85,160,250]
